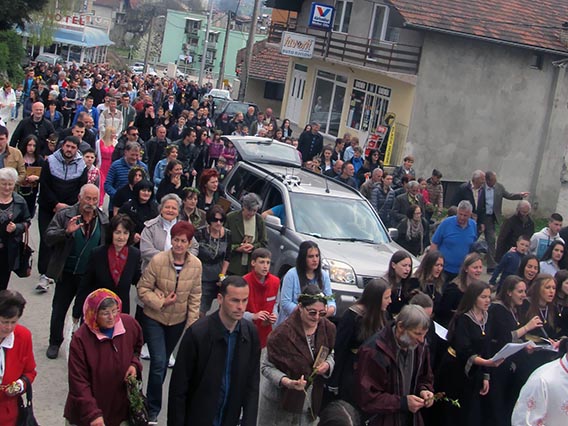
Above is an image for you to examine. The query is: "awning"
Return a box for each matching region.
[19,24,114,48]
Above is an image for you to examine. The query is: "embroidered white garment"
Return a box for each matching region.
[512,354,568,425]
[0,332,15,382]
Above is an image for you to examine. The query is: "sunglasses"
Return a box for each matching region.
[210,217,224,223]
[306,309,327,318]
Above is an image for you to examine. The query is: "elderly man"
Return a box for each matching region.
[478,171,529,271]
[430,200,478,280]
[391,180,427,226]
[324,159,343,178]
[495,200,535,262]
[335,162,357,189]
[451,170,485,216]
[297,122,324,165]
[9,101,55,152]
[44,183,109,359]
[356,304,434,426]
[360,168,383,200]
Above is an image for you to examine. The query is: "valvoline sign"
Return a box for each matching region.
[309,3,335,30]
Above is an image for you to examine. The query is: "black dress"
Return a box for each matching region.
[386,278,419,317]
[156,175,188,203]
[435,281,464,328]
[487,303,527,426]
[437,313,493,426]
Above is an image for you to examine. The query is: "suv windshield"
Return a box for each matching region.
[290,193,390,244]
[228,138,302,166]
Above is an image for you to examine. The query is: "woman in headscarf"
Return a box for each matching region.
[258,285,336,425]
[64,289,143,426]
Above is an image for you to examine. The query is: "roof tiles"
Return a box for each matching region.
[387,0,568,54]
[237,40,289,83]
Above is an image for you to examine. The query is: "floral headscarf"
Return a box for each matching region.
[83,288,123,335]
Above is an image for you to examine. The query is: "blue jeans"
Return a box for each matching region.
[141,312,185,419]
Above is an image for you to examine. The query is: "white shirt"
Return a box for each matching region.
[0,331,15,382]
[512,354,568,425]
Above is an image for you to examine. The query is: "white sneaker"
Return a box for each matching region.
[140,344,150,360]
[168,354,175,368]
[35,274,53,293]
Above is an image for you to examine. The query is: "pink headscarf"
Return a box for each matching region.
[83,288,123,335]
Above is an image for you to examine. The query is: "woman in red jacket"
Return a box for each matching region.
[0,290,37,426]
[64,288,143,426]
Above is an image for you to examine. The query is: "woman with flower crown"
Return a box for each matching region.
[258,285,336,425]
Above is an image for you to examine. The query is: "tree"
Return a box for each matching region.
[0,0,49,31]
[0,30,25,83]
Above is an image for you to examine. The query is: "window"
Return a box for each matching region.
[370,4,389,41]
[309,70,347,137]
[264,82,285,100]
[225,167,267,202]
[333,0,352,33]
[347,80,391,132]
[530,53,544,70]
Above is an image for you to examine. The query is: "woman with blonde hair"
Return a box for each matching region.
[96,126,117,206]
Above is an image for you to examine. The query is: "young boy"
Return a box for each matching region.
[83,148,100,187]
[490,235,531,290]
[530,213,564,259]
[243,248,280,348]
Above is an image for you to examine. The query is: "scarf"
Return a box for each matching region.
[83,288,123,336]
[406,218,424,253]
[266,309,336,417]
[108,245,129,286]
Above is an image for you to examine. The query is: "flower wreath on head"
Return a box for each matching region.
[297,292,335,304]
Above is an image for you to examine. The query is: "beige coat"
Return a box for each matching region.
[137,249,202,328]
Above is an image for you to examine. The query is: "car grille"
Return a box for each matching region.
[359,275,380,289]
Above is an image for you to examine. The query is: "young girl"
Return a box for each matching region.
[17,134,44,217]
[411,250,445,307]
[208,131,224,167]
[384,250,416,316]
[554,270,568,335]
[277,241,337,325]
[221,139,237,170]
[539,241,565,275]
[321,145,334,172]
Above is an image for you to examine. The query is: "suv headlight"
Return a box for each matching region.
[322,259,356,284]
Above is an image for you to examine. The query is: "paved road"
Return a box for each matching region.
[3,118,171,425]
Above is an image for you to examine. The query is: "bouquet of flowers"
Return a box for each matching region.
[126,375,149,426]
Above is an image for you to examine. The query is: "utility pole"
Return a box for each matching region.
[237,0,261,101]
[143,15,155,74]
[217,11,233,89]
[198,0,214,88]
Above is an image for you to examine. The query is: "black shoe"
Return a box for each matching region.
[46,344,59,359]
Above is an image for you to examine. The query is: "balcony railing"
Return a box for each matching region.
[269,24,421,75]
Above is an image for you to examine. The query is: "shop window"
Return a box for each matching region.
[309,70,347,137]
[264,82,284,100]
[347,79,391,133]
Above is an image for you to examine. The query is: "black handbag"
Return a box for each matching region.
[17,375,39,426]
[13,226,33,278]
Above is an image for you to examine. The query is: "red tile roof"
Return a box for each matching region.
[387,0,568,55]
[237,40,289,83]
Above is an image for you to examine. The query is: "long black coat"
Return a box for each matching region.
[168,311,260,426]
[72,244,141,318]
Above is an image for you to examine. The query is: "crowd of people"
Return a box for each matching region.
[0,60,568,426]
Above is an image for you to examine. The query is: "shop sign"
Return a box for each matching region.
[309,3,335,30]
[281,31,315,58]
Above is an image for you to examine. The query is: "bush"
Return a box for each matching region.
[0,30,25,84]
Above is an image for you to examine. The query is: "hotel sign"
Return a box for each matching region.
[280,31,315,59]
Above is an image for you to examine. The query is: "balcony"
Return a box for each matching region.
[269,24,421,75]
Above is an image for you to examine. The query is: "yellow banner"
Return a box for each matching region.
[384,122,396,165]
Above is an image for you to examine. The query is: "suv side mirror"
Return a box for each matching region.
[265,214,284,232]
[388,228,399,240]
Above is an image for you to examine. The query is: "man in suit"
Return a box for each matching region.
[162,94,182,119]
[478,171,529,272]
[118,93,136,132]
[450,170,485,218]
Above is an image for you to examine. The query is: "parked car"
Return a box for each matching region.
[205,89,232,102]
[213,100,258,121]
[219,136,413,314]
[34,53,66,67]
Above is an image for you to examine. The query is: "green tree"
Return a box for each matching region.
[0,30,25,83]
[0,0,49,31]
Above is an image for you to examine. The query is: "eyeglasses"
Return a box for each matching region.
[305,309,327,318]
[98,309,119,318]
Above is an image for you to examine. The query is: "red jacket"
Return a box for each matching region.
[355,323,433,426]
[243,272,280,348]
[0,325,37,426]
[64,314,143,426]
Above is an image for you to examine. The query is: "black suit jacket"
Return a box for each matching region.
[451,181,477,209]
[162,101,183,119]
[73,245,141,318]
